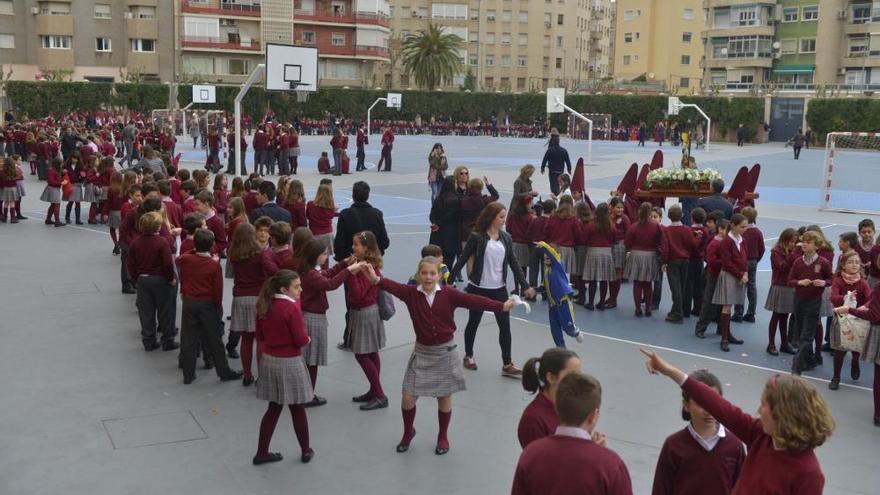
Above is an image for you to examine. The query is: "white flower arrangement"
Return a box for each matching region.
[644,167,721,190]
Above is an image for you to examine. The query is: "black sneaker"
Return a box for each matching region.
[161,341,180,351]
[220,370,244,381]
[742,314,756,323]
[143,341,160,352]
[304,396,328,408]
[730,315,743,323]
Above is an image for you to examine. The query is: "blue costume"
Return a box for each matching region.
[534,242,582,347]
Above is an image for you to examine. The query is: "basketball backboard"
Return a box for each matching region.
[668,96,681,116]
[386,93,402,109]
[547,88,565,113]
[265,44,319,92]
[192,85,216,104]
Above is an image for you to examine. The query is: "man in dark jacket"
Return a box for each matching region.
[695,179,733,220]
[249,181,292,224]
[736,124,745,147]
[540,133,571,195]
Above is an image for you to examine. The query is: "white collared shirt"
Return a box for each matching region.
[273,294,297,304]
[728,232,743,251]
[417,284,442,306]
[687,423,727,451]
[204,210,215,221]
[555,426,592,441]
[195,252,212,258]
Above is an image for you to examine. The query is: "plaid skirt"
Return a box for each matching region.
[402,342,466,397]
[612,241,627,270]
[291,147,301,157]
[512,242,530,268]
[713,271,745,306]
[314,233,334,257]
[16,182,25,197]
[764,285,795,314]
[95,185,108,201]
[256,354,314,405]
[819,287,834,317]
[107,210,122,229]
[83,184,99,203]
[0,187,19,202]
[67,183,84,202]
[349,304,386,354]
[40,186,62,204]
[582,247,616,282]
[303,311,328,366]
[572,246,586,277]
[555,245,577,274]
[230,296,258,333]
[623,250,658,282]
[224,258,234,279]
[862,324,880,364]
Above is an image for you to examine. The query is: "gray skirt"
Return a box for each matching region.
[314,232,334,257]
[0,187,19,202]
[107,210,122,229]
[95,185,108,201]
[862,324,880,365]
[40,186,62,204]
[764,285,794,314]
[291,147,301,157]
[612,241,626,270]
[83,183,99,203]
[16,182,25,197]
[402,342,466,397]
[819,287,834,317]
[572,246,586,277]
[555,245,577,274]
[713,271,745,306]
[224,258,234,279]
[512,242,529,268]
[623,250,658,282]
[582,247,616,282]
[67,183,84,202]
[349,304,386,354]
[230,295,258,333]
[303,311,328,366]
[256,354,314,405]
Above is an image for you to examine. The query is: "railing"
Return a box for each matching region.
[293,9,390,27]
[710,82,880,94]
[319,44,356,56]
[181,36,261,51]
[313,44,390,58]
[355,45,389,58]
[181,1,262,17]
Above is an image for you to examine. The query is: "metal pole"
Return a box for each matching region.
[679,103,711,151]
[557,97,594,165]
[181,101,194,144]
[367,97,386,136]
[235,64,265,177]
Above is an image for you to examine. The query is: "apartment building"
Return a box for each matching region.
[176,0,390,87]
[612,0,705,91]
[383,0,612,92]
[0,0,174,82]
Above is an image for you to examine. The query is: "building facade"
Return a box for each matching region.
[612,0,705,91]
[0,0,174,82]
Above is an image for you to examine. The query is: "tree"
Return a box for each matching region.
[401,24,464,90]
[460,69,476,92]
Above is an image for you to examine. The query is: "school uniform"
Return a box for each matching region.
[661,223,698,321]
[612,214,631,270]
[271,245,299,271]
[347,269,386,354]
[300,263,351,366]
[694,236,724,336]
[546,215,579,274]
[683,224,709,316]
[517,392,558,449]
[829,275,870,379]
[506,212,533,270]
[255,295,314,405]
[734,224,764,319]
[162,198,182,229]
[213,188,228,221]
[847,288,880,421]
[764,246,795,314]
[181,197,196,216]
[624,221,663,282]
[713,234,748,307]
[854,241,878,287]
[230,251,278,333]
[582,223,617,282]
[127,233,176,347]
[526,215,549,288]
[204,212,228,255]
[284,200,308,231]
[461,186,500,244]
[243,190,260,215]
[512,427,633,495]
[306,201,336,257]
[817,248,836,319]
[788,254,832,374]
[651,425,745,495]
[40,167,63,204]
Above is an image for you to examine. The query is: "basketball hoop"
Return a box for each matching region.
[296,91,309,103]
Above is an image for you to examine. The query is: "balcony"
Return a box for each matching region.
[181,1,261,17]
[704,54,773,69]
[294,9,390,28]
[34,14,74,36]
[127,52,160,75]
[127,18,158,39]
[181,36,261,51]
[704,24,775,38]
[36,48,74,70]
[355,44,389,58]
[845,22,878,35]
[705,0,773,7]
[843,52,880,67]
[317,44,389,59]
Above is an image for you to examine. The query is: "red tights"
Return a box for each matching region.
[240,332,261,380]
[46,203,61,223]
[587,281,608,306]
[355,352,385,399]
[768,312,790,347]
[257,402,311,456]
[831,350,860,381]
[632,281,653,311]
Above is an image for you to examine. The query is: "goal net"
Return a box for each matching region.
[821,132,880,213]
[568,113,612,140]
[151,109,182,136]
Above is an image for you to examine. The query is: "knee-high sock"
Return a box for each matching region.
[642,282,654,310]
[369,351,381,375]
[14,199,22,217]
[832,351,848,381]
[768,312,781,346]
[88,203,98,221]
[874,364,880,418]
[355,353,385,399]
[599,281,608,304]
[52,203,61,222]
[240,332,255,379]
[110,227,118,245]
[814,323,823,355]
[608,280,620,303]
[778,313,790,347]
[65,202,73,221]
[399,406,416,448]
[74,203,81,221]
[256,402,283,456]
[307,365,318,389]
[632,282,643,310]
[288,404,311,454]
[437,410,451,450]
[588,281,597,305]
[576,278,586,304]
[721,313,731,342]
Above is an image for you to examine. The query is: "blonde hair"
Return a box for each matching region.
[138,211,162,234]
[519,164,535,179]
[313,184,335,210]
[765,375,835,451]
[554,196,575,220]
[417,256,442,276]
[354,230,384,269]
[286,179,306,204]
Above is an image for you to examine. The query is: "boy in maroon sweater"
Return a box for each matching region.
[127,212,178,351]
[684,207,709,318]
[526,200,555,298]
[661,205,697,323]
[694,216,727,338]
[788,231,833,375]
[194,189,228,255]
[652,370,744,495]
[512,373,632,495]
[733,207,764,323]
[176,230,243,384]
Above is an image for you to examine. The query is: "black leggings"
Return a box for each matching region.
[463,285,512,365]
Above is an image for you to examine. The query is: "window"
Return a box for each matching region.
[623,9,636,21]
[301,31,315,44]
[518,34,527,45]
[802,5,818,21]
[227,59,252,75]
[845,69,867,85]
[557,14,564,25]
[94,4,111,19]
[852,4,871,23]
[713,7,730,27]
[681,55,690,65]
[682,32,692,43]
[487,9,496,21]
[683,8,693,20]
[184,17,219,38]
[469,8,479,20]
[780,39,797,54]
[850,35,869,56]
[468,55,477,65]
[332,33,345,46]
[501,55,511,66]
[131,6,155,19]
[543,12,551,24]
[517,77,526,90]
[502,10,512,22]
[0,34,13,49]
[555,57,562,69]
[556,36,563,47]
[501,33,511,44]
[470,31,479,42]
[624,32,632,43]
[40,2,70,15]
[418,7,428,18]
[710,71,726,86]
[40,35,71,49]
[486,32,495,43]
[485,54,495,66]
[182,56,214,75]
[542,56,549,68]
[0,1,12,16]
[519,11,528,23]
[431,3,467,20]
[517,55,527,66]
[130,39,155,52]
[736,8,756,26]
[484,77,493,88]
[543,35,550,47]
[623,55,631,65]
[95,37,112,52]
[782,7,798,22]
[330,61,358,80]
[800,38,816,53]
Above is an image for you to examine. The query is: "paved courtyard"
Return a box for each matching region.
[2,134,879,494]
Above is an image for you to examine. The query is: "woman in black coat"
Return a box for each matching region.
[429,176,463,272]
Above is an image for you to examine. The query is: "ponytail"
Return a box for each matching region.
[256,269,300,318]
[520,348,579,395]
[522,357,542,393]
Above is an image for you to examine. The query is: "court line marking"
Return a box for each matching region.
[764,223,838,244]
[510,316,873,393]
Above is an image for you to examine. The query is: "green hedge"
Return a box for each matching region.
[806,99,880,139]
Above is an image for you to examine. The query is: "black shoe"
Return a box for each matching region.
[16,215,27,220]
[143,341,160,352]
[814,353,824,365]
[220,370,243,381]
[360,397,389,411]
[822,342,832,353]
[644,310,652,317]
[743,314,756,323]
[226,348,239,359]
[301,450,314,463]
[874,416,880,427]
[75,220,83,225]
[162,341,180,351]
[779,343,796,355]
[584,303,595,311]
[183,375,196,385]
[54,221,65,227]
[852,363,861,381]
[242,376,255,387]
[336,342,351,351]
[828,379,840,391]
[596,302,606,311]
[252,453,283,465]
[634,308,643,317]
[203,359,214,370]
[44,219,53,225]
[651,304,659,311]
[112,245,121,255]
[730,314,743,323]
[304,396,327,408]
[720,341,730,352]
[435,445,449,456]
[728,335,744,345]
[766,345,779,356]
[665,315,683,324]
[352,392,372,403]
[122,287,136,294]
[695,330,706,339]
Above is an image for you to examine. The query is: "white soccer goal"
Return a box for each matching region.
[820,132,880,213]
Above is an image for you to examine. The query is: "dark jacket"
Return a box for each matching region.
[249,202,292,224]
[510,176,533,212]
[540,146,571,174]
[429,192,463,256]
[334,201,390,261]
[451,230,529,290]
[695,193,733,220]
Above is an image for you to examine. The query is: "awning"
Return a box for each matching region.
[772,64,815,74]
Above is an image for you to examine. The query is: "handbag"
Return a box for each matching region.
[377,289,395,321]
[834,313,871,354]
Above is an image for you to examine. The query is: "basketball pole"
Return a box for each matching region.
[366,97,387,136]
[675,102,711,151]
[555,97,593,166]
[181,102,194,142]
[235,64,265,177]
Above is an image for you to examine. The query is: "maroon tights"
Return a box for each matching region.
[46,203,61,223]
[874,364,880,419]
[632,281,653,311]
[240,332,261,380]
[587,281,608,305]
[354,352,385,399]
[768,312,790,347]
[398,406,452,450]
[257,401,310,456]
[831,350,861,381]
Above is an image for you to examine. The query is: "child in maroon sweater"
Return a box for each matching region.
[788,231,833,375]
[525,200,554,298]
[835,279,880,426]
[764,228,798,356]
[652,370,745,495]
[827,251,870,390]
[506,196,533,295]
[517,348,582,448]
[643,348,833,495]
[713,214,749,352]
[127,212,178,351]
[854,219,878,286]
[625,202,663,316]
[683,207,709,318]
[581,202,618,310]
[733,207,764,322]
[661,204,697,323]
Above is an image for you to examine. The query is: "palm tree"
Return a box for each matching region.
[401,24,464,90]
